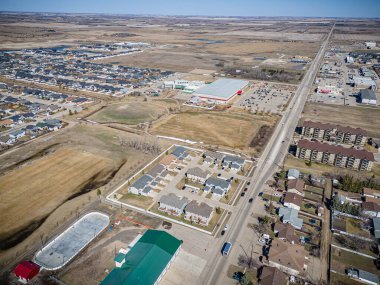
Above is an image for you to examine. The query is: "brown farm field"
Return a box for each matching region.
[0,123,159,251]
[150,111,278,149]
[0,147,114,246]
[303,103,380,138]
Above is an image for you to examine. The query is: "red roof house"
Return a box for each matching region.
[14,261,40,284]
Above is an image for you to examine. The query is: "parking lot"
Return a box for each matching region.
[235,81,296,114]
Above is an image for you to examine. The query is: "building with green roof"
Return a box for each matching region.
[101,230,182,285]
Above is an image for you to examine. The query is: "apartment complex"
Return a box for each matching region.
[296,140,374,171]
[301,121,367,146]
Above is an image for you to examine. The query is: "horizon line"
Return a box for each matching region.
[0,10,379,20]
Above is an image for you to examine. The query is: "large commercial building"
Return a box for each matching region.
[360,89,377,105]
[301,120,368,146]
[101,230,182,285]
[193,78,249,104]
[296,140,374,171]
[353,76,377,91]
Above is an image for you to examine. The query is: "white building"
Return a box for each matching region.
[365,42,376,49]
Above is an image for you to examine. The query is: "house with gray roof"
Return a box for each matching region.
[373,217,380,240]
[147,163,165,178]
[184,201,214,226]
[129,174,154,195]
[278,207,303,229]
[203,150,225,164]
[158,193,189,216]
[287,169,300,180]
[347,268,379,285]
[186,167,211,184]
[204,177,231,197]
[222,155,245,171]
[171,146,189,161]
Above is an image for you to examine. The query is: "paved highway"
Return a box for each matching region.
[202,24,335,285]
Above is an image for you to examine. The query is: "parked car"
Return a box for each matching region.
[241,192,245,197]
[258,192,263,197]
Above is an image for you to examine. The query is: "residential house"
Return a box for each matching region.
[129,174,154,195]
[204,177,231,197]
[363,188,380,199]
[283,193,303,211]
[273,223,299,244]
[0,135,15,145]
[171,146,189,161]
[9,129,26,139]
[158,194,189,216]
[347,268,379,285]
[147,163,165,178]
[186,167,211,184]
[296,140,374,171]
[302,121,367,146]
[203,150,225,165]
[278,207,303,229]
[0,119,14,127]
[287,179,305,196]
[362,202,380,217]
[222,155,245,171]
[267,239,308,276]
[259,266,288,285]
[373,217,380,241]
[184,201,213,226]
[287,169,300,180]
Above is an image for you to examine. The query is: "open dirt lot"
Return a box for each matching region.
[89,101,168,125]
[302,103,380,138]
[0,147,114,246]
[150,111,277,149]
[0,123,159,250]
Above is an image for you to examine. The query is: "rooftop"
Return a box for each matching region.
[194,78,249,101]
[101,230,182,285]
[298,139,374,161]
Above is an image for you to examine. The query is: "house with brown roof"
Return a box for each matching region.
[362,202,380,217]
[0,119,14,127]
[287,179,305,196]
[296,140,374,171]
[259,266,288,285]
[267,239,308,276]
[283,193,303,211]
[184,201,214,226]
[302,120,367,146]
[363,188,380,200]
[273,223,299,244]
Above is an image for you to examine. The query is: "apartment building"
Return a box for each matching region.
[302,121,367,146]
[296,140,374,171]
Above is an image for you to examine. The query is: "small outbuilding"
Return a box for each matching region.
[13,261,40,284]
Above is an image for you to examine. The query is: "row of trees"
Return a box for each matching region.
[223,67,304,83]
[119,137,161,155]
[339,175,380,193]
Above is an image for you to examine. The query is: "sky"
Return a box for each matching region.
[0,0,380,18]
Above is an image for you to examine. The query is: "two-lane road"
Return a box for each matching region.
[202,24,335,285]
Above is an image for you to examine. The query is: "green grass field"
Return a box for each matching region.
[89,101,167,125]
